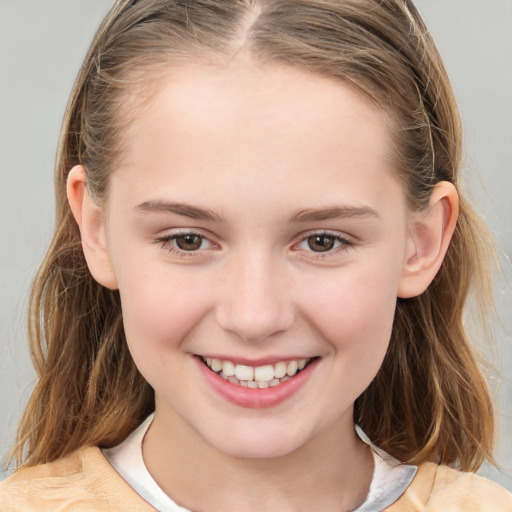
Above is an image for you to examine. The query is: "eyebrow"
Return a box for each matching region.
[135,200,379,224]
[135,200,225,222]
[289,206,380,223]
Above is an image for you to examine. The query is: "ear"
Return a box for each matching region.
[67,165,118,290]
[398,181,459,299]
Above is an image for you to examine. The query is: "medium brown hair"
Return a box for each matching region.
[14,0,495,471]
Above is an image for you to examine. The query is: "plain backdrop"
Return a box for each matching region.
[0,0,511,490]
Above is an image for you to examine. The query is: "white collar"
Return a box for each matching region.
[103,414,417,512]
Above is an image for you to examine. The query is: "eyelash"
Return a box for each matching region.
[155,230,353,259]
[294,231,353,259]
[155,230,215,257]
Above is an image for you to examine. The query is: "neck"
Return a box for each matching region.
[143,406,374,512]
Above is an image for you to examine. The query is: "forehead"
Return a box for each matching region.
[111,57,401,214]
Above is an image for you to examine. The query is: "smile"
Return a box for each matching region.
[201,357,310,388]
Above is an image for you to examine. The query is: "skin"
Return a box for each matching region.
[68,55,458,511]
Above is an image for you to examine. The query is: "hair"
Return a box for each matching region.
[13,0,496,471]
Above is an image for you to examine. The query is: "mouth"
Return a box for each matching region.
[200,356,313,389]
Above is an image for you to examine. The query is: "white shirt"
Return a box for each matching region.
[103,414,417,512]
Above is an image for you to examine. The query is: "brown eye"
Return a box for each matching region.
[307,235,336,252]
[175,234,203,251]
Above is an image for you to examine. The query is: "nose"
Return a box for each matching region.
[215,252,296,343]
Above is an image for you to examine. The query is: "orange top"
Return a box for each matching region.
[0,446,511,511]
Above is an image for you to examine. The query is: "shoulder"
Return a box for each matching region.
[388,462,512,511]
[0,446,156,511]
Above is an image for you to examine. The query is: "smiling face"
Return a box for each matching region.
[76,57,416,459]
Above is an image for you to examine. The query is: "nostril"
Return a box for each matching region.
[215,304,296,343]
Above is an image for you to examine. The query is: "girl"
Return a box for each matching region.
[1,0,511,510]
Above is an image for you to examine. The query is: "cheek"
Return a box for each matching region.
[300,258,400,359]
[116,261,214,355]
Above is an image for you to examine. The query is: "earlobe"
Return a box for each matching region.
[397,181,459,299]
[67,165,118,290]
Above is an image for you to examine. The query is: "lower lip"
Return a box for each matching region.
[195,357,318,409]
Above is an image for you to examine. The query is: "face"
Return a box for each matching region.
[102,57,413,459]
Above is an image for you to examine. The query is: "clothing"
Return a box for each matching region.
[101,414,417,511]
[1,444,511,511]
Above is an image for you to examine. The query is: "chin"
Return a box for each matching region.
[218,439,302,460]
[199,421,314,460]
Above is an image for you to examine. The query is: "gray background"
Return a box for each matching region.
[0,0,511,490]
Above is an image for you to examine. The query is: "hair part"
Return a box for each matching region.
[13,0,495,471]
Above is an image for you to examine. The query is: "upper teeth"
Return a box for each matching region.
[204,357,309,383]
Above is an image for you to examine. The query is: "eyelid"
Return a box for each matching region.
[292,229,354,257]
[155,228,220,255]
[154,228,354,260]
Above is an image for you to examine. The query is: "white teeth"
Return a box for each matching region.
[274,361,287,379]
[254,365,274,382]
[235,365,254,381]
[222,360,236,377]
[287,360,299,376]
[203,356,311,388]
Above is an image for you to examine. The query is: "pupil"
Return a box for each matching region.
[308,235,334,252]
[176,234,202,251]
